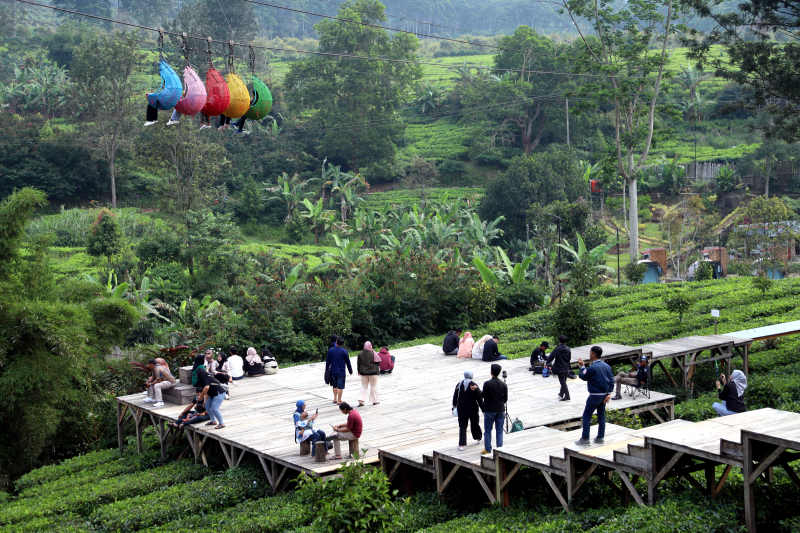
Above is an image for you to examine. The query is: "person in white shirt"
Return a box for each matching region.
[228,346,245,380]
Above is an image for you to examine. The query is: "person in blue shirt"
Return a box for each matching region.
[574,346,614,446]
[325,336,353,405]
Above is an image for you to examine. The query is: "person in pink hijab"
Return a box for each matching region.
[457,332,474,358]
[357,341,380,406]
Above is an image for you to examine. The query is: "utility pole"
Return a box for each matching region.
[616,227,620,287]
[565,97,570,147]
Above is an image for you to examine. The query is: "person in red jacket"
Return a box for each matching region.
[378,346,395,374]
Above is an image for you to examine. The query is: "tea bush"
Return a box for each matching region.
[13,448,121,492]
[89,467,269,531]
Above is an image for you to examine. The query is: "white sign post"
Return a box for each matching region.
[711,309,720,334]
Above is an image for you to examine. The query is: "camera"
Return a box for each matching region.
[502,370,507,379]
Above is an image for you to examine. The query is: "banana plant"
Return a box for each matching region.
[284,263,303,290]
[314,235,372,276]
[472,256,500,285]
[301,197,337,243]
[557,234,613,266]
[84,270,129,299]
[497,248,535,285]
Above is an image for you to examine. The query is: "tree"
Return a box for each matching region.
[737,196,795,274]
[462,26,573,155]
[86,208,125,265]
[264,172,318,224]
[70,32,144,208]
[664,291,693,323]
[285,0,422,172]
[404,157,439,203]
[684,0,800,141]
[561,0,688,261]
[480,147,585,240]
[0,187,47,281]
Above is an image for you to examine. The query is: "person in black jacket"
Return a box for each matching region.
[529,341,549,370]
[611,356,649,399]
[713,370,747,416]
[482,336,507,362]
[452,370,484,451]
[481,364,508,455]
[545,335,572,401]
[443,328,462,355]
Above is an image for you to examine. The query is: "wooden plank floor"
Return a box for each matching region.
[118,343,674,476]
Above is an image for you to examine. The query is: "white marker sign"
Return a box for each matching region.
[711,309,720,318]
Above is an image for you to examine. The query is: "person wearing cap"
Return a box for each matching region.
[611,356,650,400]
[529,341,549,371]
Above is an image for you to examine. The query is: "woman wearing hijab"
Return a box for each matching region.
[452,370,484,451]
[357,341,381,406]
[191,353,206,386]
[378,346,395,374]
[243,347,265,376]
[713,370,747,416]
[457,332,474,359]
[472,335,493,360]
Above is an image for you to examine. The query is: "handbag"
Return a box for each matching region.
[452,384,461,417]
[324,367,332,385]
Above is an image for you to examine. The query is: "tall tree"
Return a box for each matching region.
[559,0,688,260]
[684,0,800,142]
[70,32,144,208]
[462,26,573,155]
[285,0,422,172]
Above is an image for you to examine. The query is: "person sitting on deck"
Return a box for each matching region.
[378,346,395,374]
[243,347,265,376]
[169,388,210,429]
[482,336,507,362]
[326,336,352,405]
[713,370,747,416]
[443,328,462,355]
[144,358,176,407]
[611,356,650,400]
[228,347,245,380]
[574,346,615,446]
[294,400,327,457]
[529,341,549,371]
[472,335,493,360]
[326,402,362,460]
[457,332,474,358]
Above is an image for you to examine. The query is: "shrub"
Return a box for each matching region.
[86,209,125,264]
[694,260,714,281]
[664,291,693,323]
[296,456,401,533]
[14,449,120,492]
[752,272,773,295]
[547,293,600,346]
[622,261,648,285]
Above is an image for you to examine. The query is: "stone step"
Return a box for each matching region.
[179,366,193,385]
[162,382,196,405]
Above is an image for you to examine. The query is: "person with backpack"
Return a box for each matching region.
[574,346,614,446]
[453,370,484,451]
[545,335,572,401]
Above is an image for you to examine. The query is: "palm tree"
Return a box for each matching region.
[674,64,712,105]
[263,172,318,223]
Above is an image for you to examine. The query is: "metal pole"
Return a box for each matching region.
[616,227,620,287]
[565,97,570,147]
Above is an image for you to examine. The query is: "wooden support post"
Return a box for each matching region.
[134,409,143,454]
[472,470,496,504]
[258,456,275,488]
[618,470,644,507]
[542,472,569,511]
[401,464,415,496]
[712,465,733,499]
[656,360,678,387]
[725,356,732,381]
[117,402,124,452]
[743,436,756,533]
[782,463,800,488]
[705,464,715,496]
[681,355,688,389]
[743,344,750,375]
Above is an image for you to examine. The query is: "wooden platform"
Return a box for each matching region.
[117,343,674,484]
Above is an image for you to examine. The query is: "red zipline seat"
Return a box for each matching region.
[200,67,230,117]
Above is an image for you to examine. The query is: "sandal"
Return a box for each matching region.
[168,422,180,429]
[205,421,216,426]
[215,424,226,429]
[331,455,342,460]
[373,402,380,405]
[358,402,365,407]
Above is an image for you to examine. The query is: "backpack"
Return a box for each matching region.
[510,418,524,433]
[541,366,550,378]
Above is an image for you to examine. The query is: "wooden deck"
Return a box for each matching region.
[117,343,674,482]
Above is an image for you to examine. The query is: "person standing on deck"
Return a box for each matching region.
[357,341,380,406]
[545,335,572,401]
[574,346,614,446]
[326,336,352,405]
[713,370,747,416]
[481,364,508,455]
[443,328,462,355]
[453,370,484,451]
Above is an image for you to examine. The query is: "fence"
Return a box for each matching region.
[684,161,799,193]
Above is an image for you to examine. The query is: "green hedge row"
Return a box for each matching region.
[0,515,90,533]
[142,493,307,533]
[0,461,207,525]
[89,467,269,532]
[17,450,159,500]
[14,449,122,493]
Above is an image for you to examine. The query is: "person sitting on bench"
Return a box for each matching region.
[611,356,650,400]
[326,402,362,460]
